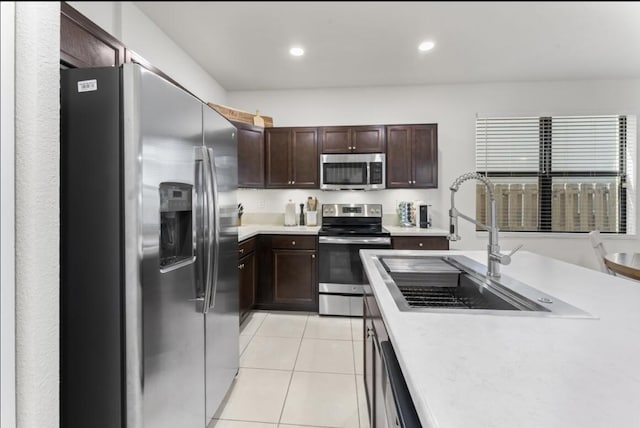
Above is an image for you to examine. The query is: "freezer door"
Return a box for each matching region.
[123,64,205,428]
[202,105,239,423]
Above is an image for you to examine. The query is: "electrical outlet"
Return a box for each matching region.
[257,199,265,209]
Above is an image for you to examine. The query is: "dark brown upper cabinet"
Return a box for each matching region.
[61,3,193,98]
[386,124,438,188]
[320,126,385,154]
[265,127,319,188]
[233,122,265,188]
[61,2,125,68]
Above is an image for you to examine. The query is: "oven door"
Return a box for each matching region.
[318,236,391,285]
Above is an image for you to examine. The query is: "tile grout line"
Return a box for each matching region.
[351,321,362,428]
[241,311,268,340]
[276,313,309,425]
[354,373,362,428]
[239,312,269,358]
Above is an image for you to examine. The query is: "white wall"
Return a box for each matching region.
[68,1,227,104]
[14,3,60,427]
[1,3,16,427]
[229,80,640,270]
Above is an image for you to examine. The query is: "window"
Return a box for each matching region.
[476,115,636,234]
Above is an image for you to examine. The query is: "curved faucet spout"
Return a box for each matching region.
[448,172,505,278]
[450,172,496,200]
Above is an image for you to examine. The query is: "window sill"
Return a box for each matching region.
[475,231,637,240]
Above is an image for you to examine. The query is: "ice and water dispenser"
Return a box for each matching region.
[159,182,194,269]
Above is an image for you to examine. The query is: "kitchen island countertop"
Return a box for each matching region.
[360,249,640,428]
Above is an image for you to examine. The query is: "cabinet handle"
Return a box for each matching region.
[239,248,244,254]
[292,180,295,184]
[311,254,315,259]
[366,327,373,338]
[238,263,244,270]
[419,242,423,247]
[292,241,296,246]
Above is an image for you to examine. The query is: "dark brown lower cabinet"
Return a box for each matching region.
[255,235,318,312]
[391,236,449,250]
[273,249,316,305]
[364,289,389,428]
[238,238,257,324]
[364,287,421,428]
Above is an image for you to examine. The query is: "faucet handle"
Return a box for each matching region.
[508,244,523,257]
[499,244,523,265]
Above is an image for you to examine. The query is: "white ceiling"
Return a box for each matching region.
[135,1,640,91]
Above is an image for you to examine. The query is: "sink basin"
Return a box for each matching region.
[375,255,595,318]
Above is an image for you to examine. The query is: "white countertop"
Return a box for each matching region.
[238,224,321,241]
[238,224,448,241]
[360,249,640,428]
[383,226,449,236]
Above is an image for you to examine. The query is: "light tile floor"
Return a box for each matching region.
[210,311,369,428]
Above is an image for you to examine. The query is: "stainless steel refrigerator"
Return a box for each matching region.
[61,63,239,428]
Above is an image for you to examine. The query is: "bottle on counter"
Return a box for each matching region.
[299,203,305,226]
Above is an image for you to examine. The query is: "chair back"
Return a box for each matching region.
[588,230,614,275]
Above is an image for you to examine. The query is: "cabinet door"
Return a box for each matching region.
[364,302,375,426]
[265,128,292,187]
[239,252,256,322]
[321,127,351,153]
[373,334,388,428]
[291,128,319,188]
[412,125,438,188]
[386,126,413,188]
[352,126,385,153]
[237,123,265,188]
[272,249,317,305]
[60,2,125,68]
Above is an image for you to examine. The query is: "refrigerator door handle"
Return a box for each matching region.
[201,147,215,314]
[207,147,221,310]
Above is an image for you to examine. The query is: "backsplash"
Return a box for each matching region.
[237,188,444,227]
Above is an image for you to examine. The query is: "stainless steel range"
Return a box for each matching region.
[318,204,391,316]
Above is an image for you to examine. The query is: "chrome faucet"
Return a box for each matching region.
[448,172,521,278]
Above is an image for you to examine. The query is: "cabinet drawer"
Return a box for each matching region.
[239,237,257,256]
[391,236,449,250]
[271,235,316,250]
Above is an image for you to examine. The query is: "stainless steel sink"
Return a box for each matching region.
[375,255,595,318]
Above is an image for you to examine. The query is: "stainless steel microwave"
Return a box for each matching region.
[320,153,386,190]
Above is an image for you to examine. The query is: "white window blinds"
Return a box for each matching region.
[476,117,539,173]
[551,116,620,172]
[475,115,636,234]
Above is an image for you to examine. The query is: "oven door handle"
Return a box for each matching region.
[319,236,391,245]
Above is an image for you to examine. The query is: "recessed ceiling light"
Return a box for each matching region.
[418,41,435,52]
[289,47,305,57]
